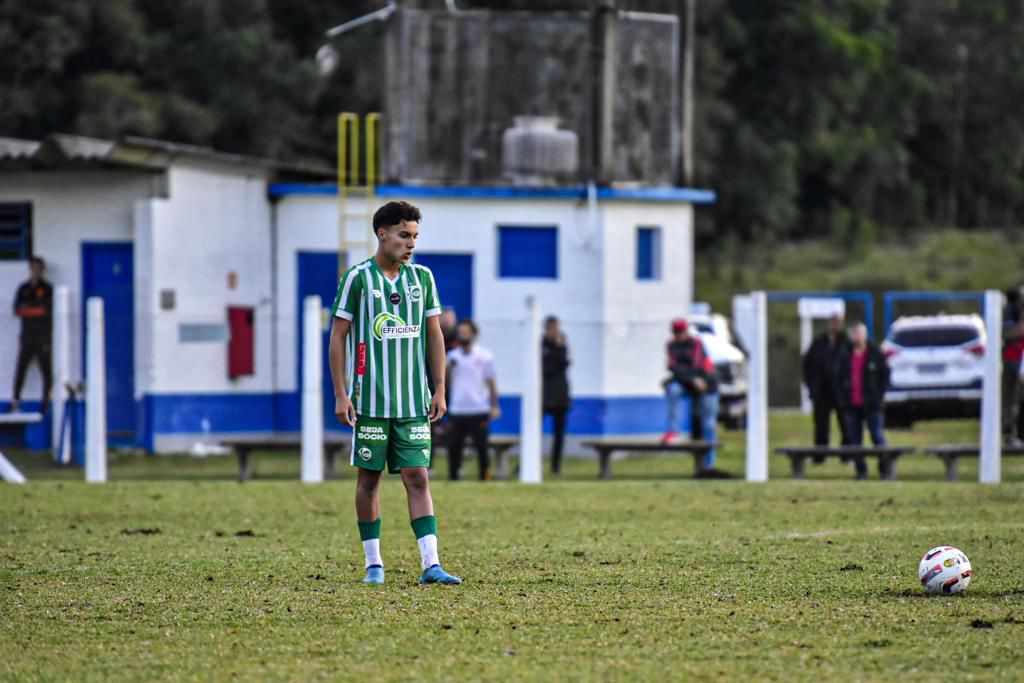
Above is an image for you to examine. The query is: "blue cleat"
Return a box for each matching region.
[363,565,385,585]
[419,564,462,585]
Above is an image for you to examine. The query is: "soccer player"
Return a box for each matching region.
[328,201,462,586]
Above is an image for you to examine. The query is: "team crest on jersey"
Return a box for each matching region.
[407,284,422,302]
[372,312,420,341]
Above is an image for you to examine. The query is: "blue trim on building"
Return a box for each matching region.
[268,183,716,204]
[138,392,685,448]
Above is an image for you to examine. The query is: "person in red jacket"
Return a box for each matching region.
[661,318,719,468]
[10,257,53,414]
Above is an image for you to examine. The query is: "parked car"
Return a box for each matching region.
[687,313,748,429]
[881,314,985,426]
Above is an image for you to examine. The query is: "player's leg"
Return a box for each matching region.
[391,418,461,585]
[550,408,566,474]
[10,342,32,411]
[470,414,491,481]
[353,416,390,584]
[38,343,53,414]
[447,415,467,481]
[699,391,719,469]
[661,381,682,443]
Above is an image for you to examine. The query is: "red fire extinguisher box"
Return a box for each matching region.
[227,306,255,378]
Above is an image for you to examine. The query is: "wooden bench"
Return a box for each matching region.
[487,435,520,479]
[774,445,915,480]
[220,434,351,482]
[0,412,42,484]
[581,437,717,479]
[923,444,1024,481]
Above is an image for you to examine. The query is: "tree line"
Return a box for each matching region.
[3,0,1023,242]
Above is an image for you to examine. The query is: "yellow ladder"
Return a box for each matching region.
[337,112,381,274]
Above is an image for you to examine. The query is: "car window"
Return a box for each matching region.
[889,326,978,347]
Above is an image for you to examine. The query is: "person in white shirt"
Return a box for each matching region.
[446,319,500,480]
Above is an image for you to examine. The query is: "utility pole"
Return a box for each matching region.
[679,0,696,186]
[588,0,617,185]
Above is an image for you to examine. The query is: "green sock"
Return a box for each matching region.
[411,515,439,569]
[358,518,382,568]
[357,518,381,541]
[411,515,437,539]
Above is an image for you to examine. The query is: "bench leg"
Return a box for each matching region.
[791,456,806,480]
[692,452,707,476]
[325,448,339,479]
[494,447,509,480]
[598,450,612,480]
[943,456,958,482]
[880,455,897,481]
[237,449,251,482]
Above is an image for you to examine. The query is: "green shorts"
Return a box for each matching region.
[351,414,432,474]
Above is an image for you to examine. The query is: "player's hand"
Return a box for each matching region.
[335,395,356,427]
[429,392,447,423]
[693,378,707,393]
[490,404,502,420]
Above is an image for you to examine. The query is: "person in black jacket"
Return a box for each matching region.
[10,257,53,413]
[802,313,849,449]
[834,322,890,480]
[541,316,571,475]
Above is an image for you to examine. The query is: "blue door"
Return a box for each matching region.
[82,243,135,444]
[413,253,473,320]
[297,252,342,431]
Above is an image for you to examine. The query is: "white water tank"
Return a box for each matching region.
[502,116,579,185]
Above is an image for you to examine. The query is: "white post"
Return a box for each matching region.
[519,295,543,483]
[745,291,769,482]
[980,289,1003,484]
[85,297,107,483]
[301,295,324,483]
[52,286,71,464]
[0,451,27,484]
[799,315,812,414]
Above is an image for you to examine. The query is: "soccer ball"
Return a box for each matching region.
[918,546,973,595]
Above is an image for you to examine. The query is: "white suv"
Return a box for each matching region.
[881,314,985,425]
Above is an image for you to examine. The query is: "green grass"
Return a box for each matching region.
[3,416,1024,681]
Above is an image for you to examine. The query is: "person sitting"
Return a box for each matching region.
[661,318,719,469]
[835,323,890,480]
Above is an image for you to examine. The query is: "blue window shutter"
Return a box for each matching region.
[498,226,558,279]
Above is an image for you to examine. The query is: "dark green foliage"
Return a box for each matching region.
[3,1,1024,239]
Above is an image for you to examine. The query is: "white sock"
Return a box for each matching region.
[417,534,439,570]
[363,539,382,568]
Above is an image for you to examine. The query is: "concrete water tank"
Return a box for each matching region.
[502,116,579,185]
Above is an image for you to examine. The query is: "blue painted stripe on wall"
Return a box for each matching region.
[139,392,688,444]
[268,183,717,204]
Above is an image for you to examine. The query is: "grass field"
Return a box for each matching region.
[3,415,1024,681]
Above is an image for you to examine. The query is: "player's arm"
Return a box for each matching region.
[487,377,500,420]
[485,354,500,419]
[426,315,447,422]
[328,317,356,427]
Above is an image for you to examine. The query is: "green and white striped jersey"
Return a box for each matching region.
[331,258,441,418]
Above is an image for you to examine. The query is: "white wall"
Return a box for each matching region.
[142,161,274,395]
[272,193,695,404]
[601,202,694,396]
[0,171,160,402]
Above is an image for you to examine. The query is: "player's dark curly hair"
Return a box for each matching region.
[372,201,421,230]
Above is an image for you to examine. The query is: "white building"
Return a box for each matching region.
[1,135,714,452]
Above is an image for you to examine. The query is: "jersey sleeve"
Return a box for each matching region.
[331,267,362,320]
[421,266,441,317]
[483,351,496,380]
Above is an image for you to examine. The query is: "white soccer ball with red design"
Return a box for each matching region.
[918,546,973,595]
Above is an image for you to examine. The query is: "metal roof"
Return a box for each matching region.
[0,133,333,180]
